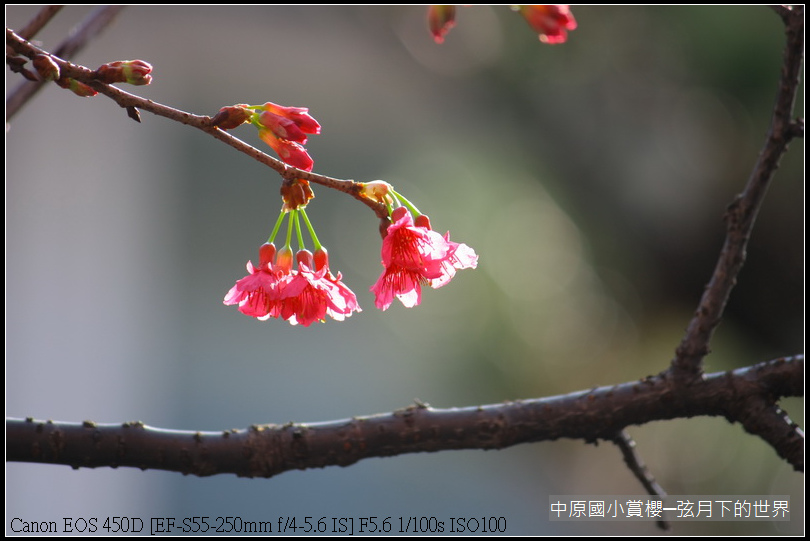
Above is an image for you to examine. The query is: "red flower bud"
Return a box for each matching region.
[259,130,314,171]
[258,110,309,144]
[261,102,321,136]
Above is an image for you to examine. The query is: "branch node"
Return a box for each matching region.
[126,105,141,123]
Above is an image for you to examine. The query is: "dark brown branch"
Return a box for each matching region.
[6,6,125,120]
[7,356,803,478]
[670,6,804,381]
[5,27,389,225]
[611,430,669,531]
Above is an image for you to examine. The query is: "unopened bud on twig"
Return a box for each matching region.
[211,105,252,130]
[96,60,153,85]
[32,54,60,81]
[56,77,98,97]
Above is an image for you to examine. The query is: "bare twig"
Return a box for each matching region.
[5,27,389,225]
[669,6,804,381]
[611,430,669,531]
[6,356,803,478]
[16,5,63,40]
[6,5,125,120]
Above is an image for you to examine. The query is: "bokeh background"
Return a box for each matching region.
[6,6,803,535]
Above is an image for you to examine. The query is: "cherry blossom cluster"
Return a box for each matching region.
[428,5,577,45]
[224,206,360,327]
[221,104,478,326]
[212,102,321,171]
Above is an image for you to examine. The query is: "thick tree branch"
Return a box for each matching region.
[670,6,804,381]
[6,356,803,478]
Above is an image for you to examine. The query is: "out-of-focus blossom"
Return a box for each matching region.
[517,5,577,44]
[428,5,457,44]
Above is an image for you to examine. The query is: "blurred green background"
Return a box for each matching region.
[6,6,803,535]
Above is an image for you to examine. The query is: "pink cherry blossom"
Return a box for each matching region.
[371,207,478,310]
[279,250,361,326]
[223,244,286,320]
[370,264,427,311]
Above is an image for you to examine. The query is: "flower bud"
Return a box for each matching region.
[96,60,153,85]
[259,130,314,171]
[211,105,252,130]
[258,111,308,143]
[261,102,321,135]
[360,180,394,205]
[56,77,98,97]
[121,59,153,85]
[32,54,60,81]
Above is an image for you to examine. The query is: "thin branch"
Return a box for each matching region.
[6,6,125,120]
[670,6,804,380]
[5,27,389,226]
[611,430,669,531]
[7,356,803,478]
[16,5,63,40]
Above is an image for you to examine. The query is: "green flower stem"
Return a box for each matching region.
[300,209,323,251]
[390,189,422,217]
[267,209,287,244]
[294,210,305,251]
[284,209,295,250]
